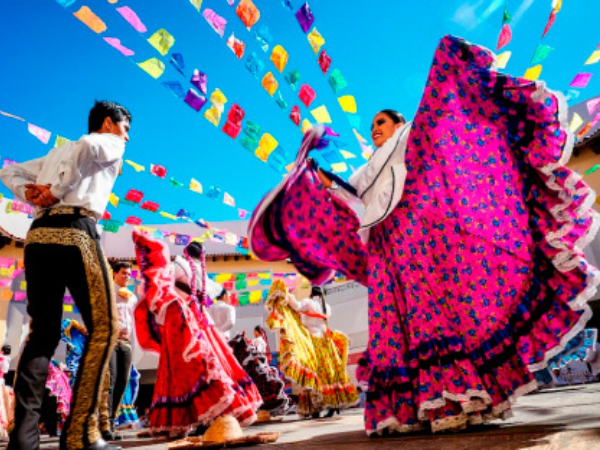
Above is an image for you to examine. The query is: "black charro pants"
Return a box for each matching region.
[8,213,118,450]
[99,340,132,430]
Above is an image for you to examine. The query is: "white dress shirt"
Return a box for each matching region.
[113,282,138,338]
[288,295,331,338]
[0,133,125,219]
[207,301,236,339]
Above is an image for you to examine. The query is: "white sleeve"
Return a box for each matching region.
[204,278,223,300]
[221,305,236,332]
[0,156,46,203]
[287,295,310,312]
[50,135,125,199]
[325,303,332,319]
[330,164,366,206]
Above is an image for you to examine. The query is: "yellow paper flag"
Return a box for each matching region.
[259,133,278,153]
[160,211,179,220]
[210,89,228,105]
[138,58,165,79]
[307,28,325,54]
[249,290,262,303]
[569,113,584,133]
[190,178,203,194]
[257,272,271,279]
[74,6,107,33]
[585,50,600,66]
[248,279,259,287]
[496,51,512,69]
[270,45,289,72]
[338,96,357,114]
[523,65,542,81]
[109,193,119,208]
[310,105,332,124]
[204,105,222,126]
[124,159,145,172]
[255,147,269,162]
[300,119,313,134]
[54,135,71,148]
[189,0,203,11]
[331,162,348,173]
[148,29,175,56]
[353,129,367,143]
[216,273,232,283]
[63,304,73,312]
[20,281,26,290]
[340,150,356,159]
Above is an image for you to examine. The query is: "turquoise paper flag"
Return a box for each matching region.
[530,45,553,65]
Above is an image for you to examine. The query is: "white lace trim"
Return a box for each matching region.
[366,416,424,436]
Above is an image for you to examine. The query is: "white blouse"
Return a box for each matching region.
[113,283,138,337]
[0,133,125,219]
[252,336,267,354]
[288,295,331,338]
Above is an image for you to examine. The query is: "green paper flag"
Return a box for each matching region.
[584,164,600,176]
[235,281,247,290]
[502,6,512,24]
[530,44,553,65]
[238,292,249,306]
[169,177,184,188]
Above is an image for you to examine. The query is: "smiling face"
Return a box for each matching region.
[371,112,404,148]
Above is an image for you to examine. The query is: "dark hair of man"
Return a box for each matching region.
[217,288,228,300]
[379,109,406,124]
[185,242,202,259]
[113,261,132,274]
[1,344,11,356]
[88,100,132,134]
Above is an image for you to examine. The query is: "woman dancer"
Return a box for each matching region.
[266,281,358,418]
[228,326,289,412]
[0,345,13,439]
[132,230,262,436]
[249,35,600,434]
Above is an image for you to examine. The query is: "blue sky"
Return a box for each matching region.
[1,0,599,226]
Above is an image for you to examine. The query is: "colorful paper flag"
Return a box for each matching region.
[0,111,25,121]
[124,160,145,172]
[585,50,600,66]
[542,10,556,38]
[530,45,553,65]
[307,28,325,54]
[103,38,135,56]
[74,6,107,34]
[54,135,70,148]
[189,178,203,194]
[203,9,227,37]
[116,6,147,33]
[189,0,203,11]
[588,99,600,115]
[338,95,357,114]
[270,45,289,72]
[570,73,593,89]
[261,72,278,96]
[160,211,179,220]
[236,0,260,29]
[569,113,584,133]
[150,164,167,178]
[138,58,165,79]
[496,24,512,51]
[310,105,332,124]
[28,123,51,144]
[109,193,119,208]
[340,150,356,159]
[148,29,175,56]
[496,51,512,69]
[226,33,246,59]
[523,65,542,81]
[295,2,314,33]
[223,192,236,207]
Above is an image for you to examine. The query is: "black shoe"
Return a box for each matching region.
[101,430,122,441]
[324,409,335,418]
[311,412,321,419]
[191,423,209,436]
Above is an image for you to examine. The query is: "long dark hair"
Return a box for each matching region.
[254,325,271,356]
[379,109,406,124]
[310,285,327,317]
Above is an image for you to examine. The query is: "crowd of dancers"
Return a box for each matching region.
[1,34,600,450]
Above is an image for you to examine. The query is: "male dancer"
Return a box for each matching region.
[1,100,131,450]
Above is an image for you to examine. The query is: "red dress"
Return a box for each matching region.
[132,230,262,435]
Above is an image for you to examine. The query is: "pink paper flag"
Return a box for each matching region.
[591,110,600,127]
[223,192,236,207]
[496,24,512,51]
[27,123,51,144]
[103,37,135,56]
[14,292,26,302]
[238,208,249,219]
[116,6,147,33]
[203,9,227,37]
[570,73,593,89]
[0,280,10,288]
[542,11,556,38]
[587,98,600,115]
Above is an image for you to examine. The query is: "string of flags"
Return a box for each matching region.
[59,0,295,174]
[0,109,251,220]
